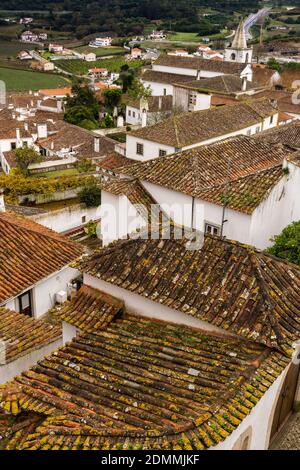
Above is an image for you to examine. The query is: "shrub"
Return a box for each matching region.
[79,184,101,207]
[267,221,300,266]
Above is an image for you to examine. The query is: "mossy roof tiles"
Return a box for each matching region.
[52,285,123,333]
[79,234,300,355]
[0,314,290,450]
[254,121,300,150]
[130,99,277,148]
[0,212,83,304]
[0,308,61,363]
[154,55,246,74]
[119,136,287,198]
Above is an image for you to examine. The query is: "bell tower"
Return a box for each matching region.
[225,19,253,64]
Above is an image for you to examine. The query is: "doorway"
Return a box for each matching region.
[18,290,33,317]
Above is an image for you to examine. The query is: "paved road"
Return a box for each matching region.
[270,413,300,450]
[244,7,271,40]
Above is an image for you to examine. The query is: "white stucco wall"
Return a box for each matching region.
[0,338,62,383]
[250,162,300,249]
[62,321,78,345]
[126,135,175,160]
[142,80,174,96]
[100,191,146,246]
[30,204,99,233]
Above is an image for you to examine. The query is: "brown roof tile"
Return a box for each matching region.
[0,308,61,363]
[174,75,256,95]
[142,69,194,85]
[154,55,246,74]
[52,285,123,333]
[130,99,277,147]
[79,234,300,354]
[254,121,300,149]
[0,212,83,304]
[119,136,287,197]
[0,313,289,449]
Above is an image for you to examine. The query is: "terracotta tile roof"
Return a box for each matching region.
[254,121,300,149]
[39,122,115,158]
[0,308,61,364]
[286,151,300,168]
[96,152,134,171]
[79,234,300,355]
[0,314,289,449]
[6,205,48,216]
[174,75,256,95]
[0,212,83,305]
[244,89,300,116]
[119,136,287,197]
[252,67,278,87]
[142,69,193,85]
[0,121,32,140]
[38,87,72,97]
[154,55,246,74]
[130,99,278,147]
[124,95,173,112]
[197,165,284,214]
[52,285,123,333]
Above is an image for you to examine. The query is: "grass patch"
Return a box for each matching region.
[168,32,201,42]
[56,57,145,75]
[73,46,125,57]
[34,168,79,178]
[0,40,27,58]
[0,66,70,91]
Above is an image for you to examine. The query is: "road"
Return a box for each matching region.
[244,7,271,40]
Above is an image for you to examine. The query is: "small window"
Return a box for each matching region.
[163,88,167,96]
[159,149,167,157]
[128,110,131,116]
[189,92,197,105]
[18,290,32,317]
[82,216,86,224]
[247,129,251,136]
[255,126,260,134]
[133,111,136,118]
[11,142,16,150]
[270,115,274,124]
[205,222,220,236]
[136,143,144,156]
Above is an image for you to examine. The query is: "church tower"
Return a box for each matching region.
[224,19,253,64]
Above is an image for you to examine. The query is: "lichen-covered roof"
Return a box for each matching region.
[197,165,284,214]
[0,308,61,364]
[52,285,123,333]
[154,55,246,74]
[0,314,289,450]
[142,69,193,85]
[0,212,83,305]
[119,136,287,198]
[254,121,300,150]
[174,75,256,95]
[79,234,300,355]
[129,99,278,148]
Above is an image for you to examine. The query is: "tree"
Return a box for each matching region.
[267,221,300,266]
[15,147,43,174]
[100,114,114,128]
[103,89,122,112]
[64,105,98,129]
[267,58,281,73]
[79,184,101,207]
[64,84,100,129]
[128,78,152,100]
[119,66,135,93]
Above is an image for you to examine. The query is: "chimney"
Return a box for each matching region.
[16,128,21,143]
[158,96,162,110]
[196,69,201,81]
[50,141,54,150]
[0,188,5,213]
[57,100,63,113]
[24,122,29,132]
[242,76,247,92]
[94,137,100,153]
[30,100,34,107]
[141,109,147,128]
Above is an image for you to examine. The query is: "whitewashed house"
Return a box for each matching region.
[116,135,300,249]
[125,98,278,161]
[124,95,173,126]
[0,204,83,319]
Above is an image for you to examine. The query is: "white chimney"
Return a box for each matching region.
[57,100,63,113]
[94,137,100,153]
[0,188,5,213]
[242,76,247,92]
[50,141,54,150]
[30,100,34,107]
[24,122,29,131]
[196,69,201,81]
[16,128,21,143]
[158,96,162,110]
[141,109,147,128]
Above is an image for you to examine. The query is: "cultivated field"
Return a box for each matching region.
[72,46,125,57]
[56,57,145,75]
[0,40,26,58]
[0,66,70,91]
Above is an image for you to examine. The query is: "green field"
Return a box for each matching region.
[56,57,145,75]
[168,32,201,42]
[0,66,70,91]
[73,46,125,57]
[0,40,27,58]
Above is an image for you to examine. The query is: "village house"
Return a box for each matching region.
[167,49,190,57]
[172,74,263,112]
[31,60,55,72]
[0,206,83,319]
[201,49,224,60]
[89,37,112,47]
[81,51,97,62]
[124,98,278,160]
[106,135,300,249]
[148,30,166,40]
[38,87,72,99]
[18,50,32,60]
[48,43,64,54]
[0,308,61,383]
[142,55,253,96]
[130,47,142,59]
[1,232,299,449]
[124,95,173,126]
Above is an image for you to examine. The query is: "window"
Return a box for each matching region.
[163,88,167,96]
[136,143,144,156]
[270,115,274,124]
[133,111,136,118]
[82,216,86,224]
[189,92,197,106]
[128,110,131,116]
[18,290,32,317]
[205,222,220,236]
[255,126,261,134]
[247,129,251,136]
[159,149,167,157]
[11,142,16,150]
